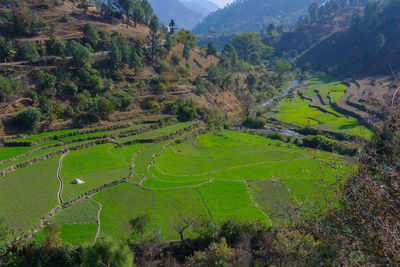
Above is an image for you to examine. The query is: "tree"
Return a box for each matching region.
[129,48,142,74]
[37,71,56,96]
[83,23,100,48]
[267,23,275,34]
[130,213,150,241]
[149,15,159,60]
[182,43,190,63]
[67,40,94,69]
[272,60,292,86]
[194,75,206,94]
[91,97,115,119]
[44,223,62,249]
[0,217,10,253]
[133,1,145,27]
[141,0,153,25]
[118,0,135,27]
[15,107,42,131]
[170,215,194,242]
[169,19,175,34]
[245,73,257,89]
[0,76,14,101]
[308,2,320,22]
[186,238,234,266]
[230,32,273,61]
[106,91,133,109]
[376,33,385,49]
[110,42,122,70]
[82,237,134,267]
[206,42,217,58]
[19,42,40,61]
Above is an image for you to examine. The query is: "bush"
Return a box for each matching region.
[14,107,42,131]
[302,135,357,155]
[11,7,47,36]
[19,42,40,61]
[83,23,100,48]
[194,75,206,95]
[0,76,14,101]
[242,116,266,129]
[106,91,133,110]
[89,97,115,120]
[37,71,56,96]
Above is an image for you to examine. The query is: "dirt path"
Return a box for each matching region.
[89,197,103,245]
[56,143,68,205]
[128,178,215,191]
[245,181,273,226]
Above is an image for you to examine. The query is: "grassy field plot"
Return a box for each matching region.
[34,199,99,245]
[92,183,209,240]
[117,122,196,144]
[0,156,60,233]
[61,143,130,201]
[198,180,270,224]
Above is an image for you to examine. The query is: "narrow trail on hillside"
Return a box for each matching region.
[89,197,103,245]
[245,181,273,226]
[128,178,215,191]
[56,142,68,205]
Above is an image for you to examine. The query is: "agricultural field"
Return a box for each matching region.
[274,73,373,138]
[0,122,353,245]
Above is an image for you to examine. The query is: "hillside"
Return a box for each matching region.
[181,0,219,17]
[148,0,203,29]
[295,1,400,76]
[193,0,325,34]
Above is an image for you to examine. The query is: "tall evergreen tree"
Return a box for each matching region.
[149,15,159,60]
[118,0,135,27]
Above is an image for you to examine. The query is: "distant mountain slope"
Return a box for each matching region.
[148,0,203,29]
[297,1,400,76]
[180,0,219,16]
[193,0,324,34]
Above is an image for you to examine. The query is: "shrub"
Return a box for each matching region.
[37,71,56,96]
[0,76,14,101]
[242,116,266,129]
[194,75,206,95]
[63,81,79,96]
[14,107,42,131]
[89,97,115,120]
[11,7,47,36]
[302,135,357,155]
[83,23,100,48]
[106,91,133,110]
[19,42,40,61]
[144,99,159,111]
[67,40,93,69]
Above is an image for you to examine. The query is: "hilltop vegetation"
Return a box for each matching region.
[193,0,325,34]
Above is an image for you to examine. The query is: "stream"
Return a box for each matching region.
[254,80,300,113]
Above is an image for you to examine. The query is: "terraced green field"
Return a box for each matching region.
[0,123,353,245]
[275,73,373,138]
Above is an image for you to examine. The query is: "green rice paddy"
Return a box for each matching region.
[0,122,355,245]
[275,73,373,138]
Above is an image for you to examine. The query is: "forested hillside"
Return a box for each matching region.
[297,0,400,76]
[193,0,325,34]
[180,0,219,17]
[148,0,203,29]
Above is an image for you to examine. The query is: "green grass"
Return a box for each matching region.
[0,145,63,171]
[32,199,101,246]
[144,132,342,189]
[8,129,80,142]
[117,122,196,143]
[0,141,61,162]
[110,143,150,164]
[60,131,109,142]
[92,183,209,240]
[276,93,373,138]
[51,199,99,224]
[61,143,130,201]
[275,74,373,138]
[198,180,270,225]
[34,223,97,246]
[0,156,60,233]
